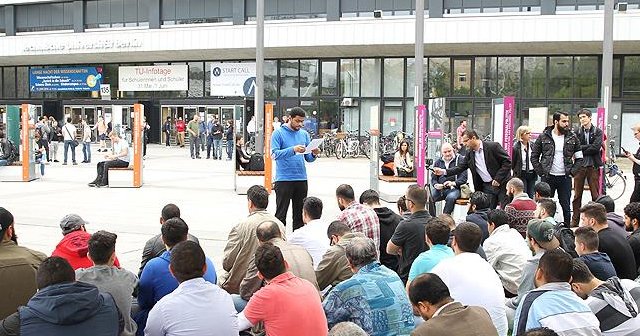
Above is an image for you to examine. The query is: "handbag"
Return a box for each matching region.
[64,125,79,147]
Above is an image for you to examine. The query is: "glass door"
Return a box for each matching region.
[70,107,83,124]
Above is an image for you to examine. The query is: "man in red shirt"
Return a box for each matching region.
[238,243,327,336]
[504,177,537,237]
[175,117,186,148]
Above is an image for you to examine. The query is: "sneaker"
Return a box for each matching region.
[88,182,96,187]
[96,182,108,188]
[73,162,78,165]
[54,160,59,163]
[62,162,67,165]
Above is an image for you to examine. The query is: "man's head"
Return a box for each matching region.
[424,218,451,247]
[570,258,598,299]
[160,203,180,224]
[633,124,640,142]
[437,214,456,231]
[451,222,482,254]
[460,120,467,127]
[469,191,490,213]
[302,197,323,224]
[487,209,509,235]
[577,109,593,128]
[287,107,306,131]
[328,322,367,336]
[247,185,269,211]
[440,143,455,161]
[161,217,189,249]
[255,242,287,281]
[66,117,72,123]
[59,214,88,235]
[327,220,351,246]
[574,227,599,256]
[527,219,560,251]
[408,273,453,320]
[256,221,282,243]
[396,195,409,214]
[534,182,552,202]
[405,184,427,213]
[580,202,608,229]
[36,256,75,290]
[535,198,556,219]
[336,184,356,211]
[170,241,206,283]
[552,111,570,135]
[461,130,481,151]
[623,202,640,232]
[0,207,16,243]
[595,195,615,213]
[109,131,120,143]
[359,189,381,208]
[506,177,525,197]
[87,231,117,266]
[534,249,573,288]
[192,114,199,121]
[345,237,377,272]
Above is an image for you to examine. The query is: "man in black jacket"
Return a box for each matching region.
[572,109,604,227]
[531,111,583,227]
[360,189,402,273]
[433,129,511,209]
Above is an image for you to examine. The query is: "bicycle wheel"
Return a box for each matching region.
[605,172,627,201]
[335,141,344,160]
[360,140,370,159]
[244,140,255,155]
[349,141,359,158]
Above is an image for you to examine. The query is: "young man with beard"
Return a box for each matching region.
[531,111,583,227]
[623,202,640,273]
[360,189,402,272]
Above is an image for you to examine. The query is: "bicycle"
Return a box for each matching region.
[603,139,627,201]
[335,130,369,159]
[244,134,256,155]
[320,129,339,158]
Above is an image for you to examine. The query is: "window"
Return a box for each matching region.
[497,57,520,97]
[247,0,326,21]
[523,57,546,98]
[429,58,450,97]
[16,67,29,98]
[86,0,149,29]
[384,59,404,98]
[162,0,232,25]
[474,57,497,97]
[265,60,278,100]
[361,59,382,97]
[300,60,319,97]
[340,0,417,18]
[0,6,5,33]
[453,59,471,96]
[382,101,403,135]
[321,61,338,96]
[613,57,621,98]
[280,60,299,97]
[3,67,15,98]
[340,59,360,97]
[623,56,640,98]
[187,62,204,97]
[405,58,429,99]
[548,57,572,98]
[573,56,598,98]
[16,2,73,32]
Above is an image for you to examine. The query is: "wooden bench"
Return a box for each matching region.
[235,170,266,195]
[378,175,417,202]
[108,166,137,188]
[236,170,265,176]
[378,175,417,183]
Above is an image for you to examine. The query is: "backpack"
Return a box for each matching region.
[248,153,264,171]
[381,162,395,176]
[4,140,19,164]
[554,222,578,258]
[380,154,394,164]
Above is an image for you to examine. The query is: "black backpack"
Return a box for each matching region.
[3,140,19,165]
[248,153,264,171]
[554,222,578,258]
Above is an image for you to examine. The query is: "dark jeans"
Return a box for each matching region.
[226,139,233,159]
[275,180,308,230]
[164,131,170,146]
[143,138,147,156]
[199,134,206,151]
[82,141,91,162]
[631,178,640,203]
[543,174,572,227]
[189,136,201,158]
[572,166,601,226]
[431,187,460,214]
[516,171,537,199]
[480,182,506,209]
[96,159,129,185]
[207,137,222,159]
[63,140,76,163]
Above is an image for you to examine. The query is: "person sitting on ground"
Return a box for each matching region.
[237,243,328,335]
[397,195,411,220]
[505,177,537,237]
[288,196,331,269]
[336,184,380,250]
[408,273,499,336]
[221,185,285,294]
[431,222,509,336]
[145,241,239,336]
[580,202,637,280]
[574,226,617,281]
[0,257,121,336]
[465,191,491,242]
[323,237,415,335]
[0,207,47,320]
[136,218,217,335]
[483,209,531,297]
[535,198,558,225]
[235,135,251,170]
[394,139,414,177]
[360,189,402,273]
[596,195,627,237]
[570,258,640,336]
[388,184,431,284]
[533,182,552,202]
[139,203,200,275]
[328,322,367,336]
[0,131,18,166]
[431,142,468,215]
[76,231,138,336]
[439,213,487,259]
[623,202,640,273]
[406,217,454,289]
[88,131,130,187]
[512,250,600,336]
[315,221,365,291]
[51,214,120,270]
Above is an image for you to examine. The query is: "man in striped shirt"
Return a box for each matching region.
[571,258,640,335]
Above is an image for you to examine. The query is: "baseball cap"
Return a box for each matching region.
[527,219,560,250]
[60,214,88,234]
[0,207,14,232]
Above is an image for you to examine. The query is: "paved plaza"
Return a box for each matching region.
[2,144,635,276]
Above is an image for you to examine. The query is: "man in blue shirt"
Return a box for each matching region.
[271,107,319,230]
[407,217,454,288]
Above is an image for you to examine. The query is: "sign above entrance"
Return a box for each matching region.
[210,62,256,97]
[119,65,188,92]
[29,67,102,92]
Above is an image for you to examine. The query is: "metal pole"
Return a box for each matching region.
[414,0,424,175]
[254,0,265,154]
[601,0,613,115]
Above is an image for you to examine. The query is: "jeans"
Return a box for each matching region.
[82,141,91,162]
[275,181,308,230]
[189,136,201,158]
[164,131,170,146]
[97,159,129,185]
[226,139,233,159]
[63,140,76,163]
[49,142,59,161]
[517,171,538,199]
[231,294,248,313]
[207,137,223,159]
[0,159,7,166]
[431,187,461,215]
[480,182,505,209]
[200,134,206,151]
[572,166,601,226]
[543,174,572,227]
[631,178,640,203]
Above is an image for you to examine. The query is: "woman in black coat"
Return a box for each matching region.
[512,125,537,198]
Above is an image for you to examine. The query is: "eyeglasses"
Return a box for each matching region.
[404,198,415,205]
[524,131,531,135]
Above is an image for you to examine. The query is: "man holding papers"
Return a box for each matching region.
[271,107,320,231]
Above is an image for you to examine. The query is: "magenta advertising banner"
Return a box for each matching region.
[597,107,606,193]
[416,105,427,187]
[503,96,516,158]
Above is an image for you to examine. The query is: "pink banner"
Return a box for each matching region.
[503,96,515,158]
[597,107,606,194]
[416,105,427,187]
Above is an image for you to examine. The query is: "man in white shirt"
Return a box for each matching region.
[288,196,330,269]
[62,117,78,165]
[145,241,239,336]
[88,131,130,188]
[431,222,509,336]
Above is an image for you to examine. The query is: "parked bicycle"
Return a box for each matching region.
[244,134,256,155]
[603,139,627,201]
[335,130,369,159]
[320,129,339,158]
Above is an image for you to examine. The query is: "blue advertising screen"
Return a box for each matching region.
[30,67,102,92]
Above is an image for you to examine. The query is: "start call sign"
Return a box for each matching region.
[210,62,256,97]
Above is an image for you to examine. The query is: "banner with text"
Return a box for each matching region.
[210,62,256,97]
[30,67,102,92]
[416,105,427,187]
[119,65,188,91]
[503,96,515,158]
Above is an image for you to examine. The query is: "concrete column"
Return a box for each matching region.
[327,0,340,21]
[233,0,245,25]
[73,0,84,33]
[5,5,15,36]
[541,0,556,15]
[428,0,443,18]
[149,0,160,29]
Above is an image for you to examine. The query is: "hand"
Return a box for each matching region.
[491,180,500,187]
[294,145,306,153]
[626,152,634,160]
[433,167,445,176]
[443,181,455,188]
[434,184,444,190]
[311,148,320,155]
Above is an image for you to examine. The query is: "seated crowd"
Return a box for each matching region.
[3,176,640,336]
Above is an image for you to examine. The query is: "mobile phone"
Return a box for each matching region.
[622,147,629,154]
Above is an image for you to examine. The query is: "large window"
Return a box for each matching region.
[265,60,278,99]
[321,61,338,96]
[162,0,232,25]
[280,60,299,98]
[86,0,149,29]
[613,57,621,98]
[247,0,326,20]
[573,56,598,98]
[340,0,417,17]
[384,59,404,97]
[3,67,15,98]
[474,57,497,97]
[361,59,382,97]
[300,60,319,98]
[340,59,360,97]
[382,101,403,135]
[548,57,572,98]
[523,57,546,98]
[16,2,73,32]
[453,59,471,96]
[0,6,5,33]
[623,56,640,98]
[497,57,520,97]
[16,67,29,98]
[187,62,204,97]
[429,58,450,98]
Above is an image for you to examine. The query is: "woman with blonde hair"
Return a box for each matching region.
[511,125,536,197]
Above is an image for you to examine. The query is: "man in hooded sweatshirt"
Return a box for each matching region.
[0,256,121,336]
[596,195,628,237]
[51,214,120,270]
[360,189,401,272]
[466,191,491,243]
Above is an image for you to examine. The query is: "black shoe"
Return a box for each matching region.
[88,182,96,187]
[54,160,59,162]
[197,157,201,159]
[96,182,107,188]
[206,156,210,159]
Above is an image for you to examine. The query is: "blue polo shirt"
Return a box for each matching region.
[407,244,455,283]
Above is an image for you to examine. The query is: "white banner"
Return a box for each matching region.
[210,62,256,97]
[119,65,188,91]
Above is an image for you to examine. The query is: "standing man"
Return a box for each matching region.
[81,118,92,164]
[271,107,319,230]
[433,129,512,209]
[207,116,223,160]
[198,115,207,152]
[225,120,234,160]
[187,114,201,159]
[175,116,185,148]
[62,117,78,165]
[163,117,171,147]
[572,109,604,227]
[531,111,583,227]
[456,120,467,152]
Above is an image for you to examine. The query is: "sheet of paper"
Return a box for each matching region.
[303,138,324,154]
